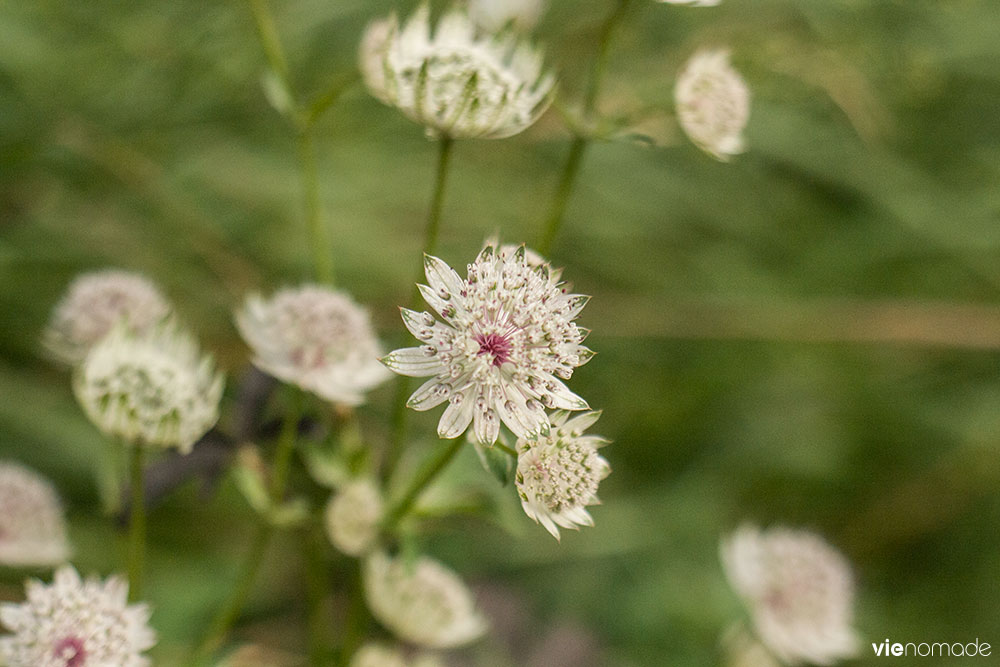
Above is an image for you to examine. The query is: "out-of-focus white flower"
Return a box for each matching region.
[360,4,555,139]
[0,565,156,667]
[0,463,70,568]
[350,643,445,667]
[675,48,750,161]
[325,479,384,557]
[516,410,609,539]
[720,525,860,665]
[656,0,721,6]
[73,323,224,453]
[363,551,488,649]
[724,627,783,667]
[468,0,546,33]
[381,245,593,446]
[235,285,390,406]
[217,643,301,667]
[44,270,171,366]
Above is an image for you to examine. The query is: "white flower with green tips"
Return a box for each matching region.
[359,4,555,139]
[516,410,610,539]
[381,244,593,446]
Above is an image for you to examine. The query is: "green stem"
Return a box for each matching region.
[247,0,291,84]
[298,128,334,284]
[385,136,456,482]
[302,524,329,666]
[538,0,632,255]
[383,437,465,532]
[127,445,146,601]
[192,393,301,663]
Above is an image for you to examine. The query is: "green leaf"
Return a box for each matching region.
[473,440,515,487]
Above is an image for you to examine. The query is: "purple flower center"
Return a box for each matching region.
[53,636,87,667]
[476,332,512,367]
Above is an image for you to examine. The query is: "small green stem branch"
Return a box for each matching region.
[385,136,456,482]
[127,445,146,601]
[298,128,333,284]
[302,524,329,666]
[538,0,632,255]
[383,437,465,533]
[193,393,301,663]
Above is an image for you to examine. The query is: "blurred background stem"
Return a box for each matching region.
[539,0,632,255]
[385,136,456,482]
[127,445,146,601]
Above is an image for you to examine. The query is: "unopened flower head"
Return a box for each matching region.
[73,323,224,453]
[720,525,860,665]
[0,463,70,567]
[44,270,171,366]
[360,4,555,139]
[516,410,609,539]
[0,565,156,667]
[656,0,721,6]
[675,48,750,161]
[350,644,444,667]
[235,285,391,406]
[381,245,593,446]
[468,0,546,33]
[363,551,488,649]
[325,479,384,557]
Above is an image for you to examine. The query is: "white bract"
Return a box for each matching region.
[363,552,487,649]
[360,4,554,139]
[73,323,224,453]
[325,479,384,557]
[0,463,70,568]
[235,285,390,406]
[721,525,860,665]
[381,245,593,446]
[675,48,750,161]
[44,270,171,366]
[468,0,546,33]
[0,565,156,667]
[516,410,609,539]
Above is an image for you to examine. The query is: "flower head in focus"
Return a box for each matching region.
[73,323,224,453]
[675,48,750,161]
[720,525,860,665]
[235,285,391,406]
[0,463,70,568]
[363,551,488,649]
[44,270,171,366]
[325,479,384,557]
[0,565,156,667]
[360,4,555,139]
[468,0,546,33]
[381,245,593,446]
[516,410,609,539]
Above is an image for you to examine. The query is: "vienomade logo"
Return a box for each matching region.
[872,639,992,658]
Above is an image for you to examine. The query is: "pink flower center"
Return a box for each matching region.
[476,332,512,367]
[53,636,87,667]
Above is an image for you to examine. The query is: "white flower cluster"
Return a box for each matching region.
[0,462,70,568]
[73,323,224,453]
[43,270,171,366]
[516,410,610,539]
[360,4,554,138]
[675,48,750,161]
[721,525,860,665]
[0,565,156,667]
[236,285,390,406]
[325,479,384,557]
[363,551,488,649]
[350,643,444,667]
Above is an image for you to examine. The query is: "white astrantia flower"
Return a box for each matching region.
[360,4,555,139]
[515,410,610,539]
[675,48,750,161]
[720,525,860,665]
[350,643,444,667]
[363,551,488,649]
[43,270,171,366]
[325,479,384,557]
[468,0,546,33]
[381,245,593,446]
[0,463,70,568]
[235,285,391,406]
[0,565,156,667]
[73,323,224,454]
[656,0,721,6]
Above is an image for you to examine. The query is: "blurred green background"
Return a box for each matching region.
[2,0,1000,665]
